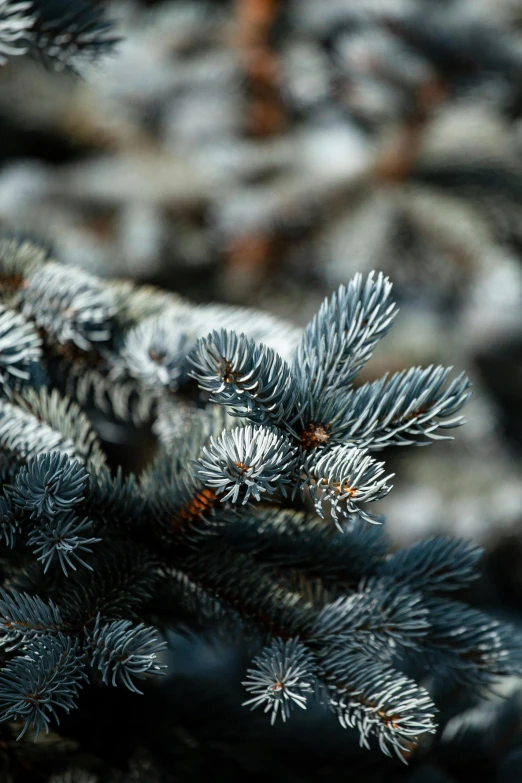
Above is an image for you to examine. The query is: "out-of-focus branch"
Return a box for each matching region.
[236,0,285,138]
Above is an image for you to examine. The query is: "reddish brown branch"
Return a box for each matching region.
[373,79,447,184]
[170,488,219,532]
[236,0,285,138]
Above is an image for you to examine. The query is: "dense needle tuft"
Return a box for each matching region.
[189,329,300,427]
[11,451,89,519]
[22,263,115,351]
[86,617,167,694]
[121,311,194,392]
[294,272,398,410]
[304,445,394,526]
[313,576,430,653]
[243,638,316,724]
[27,513,99,575]
[197,425,298,504]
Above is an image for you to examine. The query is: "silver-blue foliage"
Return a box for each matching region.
[22,263,115,351]
[303,445,393,526]
[197,425,298,504]
[189,272,471,527]
[242,638,316,725]
[11,452,89,519]
[27,513,100,575]
[0,634,87,739]
[0,304,41,391]
[0,589,64,650]
[379,537,483,594]
[86,617,166,694]
[0,247,517,764]
[120,310,194,392]
[333,365,472,449]
[324,651,437,760]
[294,271,398,411]
[312,577,430,653]
[189,329,300,427]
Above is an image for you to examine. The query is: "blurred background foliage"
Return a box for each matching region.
[6,0,522,780]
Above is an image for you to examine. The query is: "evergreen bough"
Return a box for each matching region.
[0,235,516,765]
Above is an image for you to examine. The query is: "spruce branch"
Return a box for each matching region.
[0,396,75,469]
[85,617,166,694]
[189,329,300,428]
[121,310,193,393]
[0,635,87,740]
[0,589,64,651]
[186,273,470,527]
[335,365,472,449]
[11,386,107,470]
[420,598,522,687]
[0,242,510,766]
[294,272,398,412]
[379,537,483,594]
[324,651,437,760]
[22,263,115,352]
[312,577,430,654]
